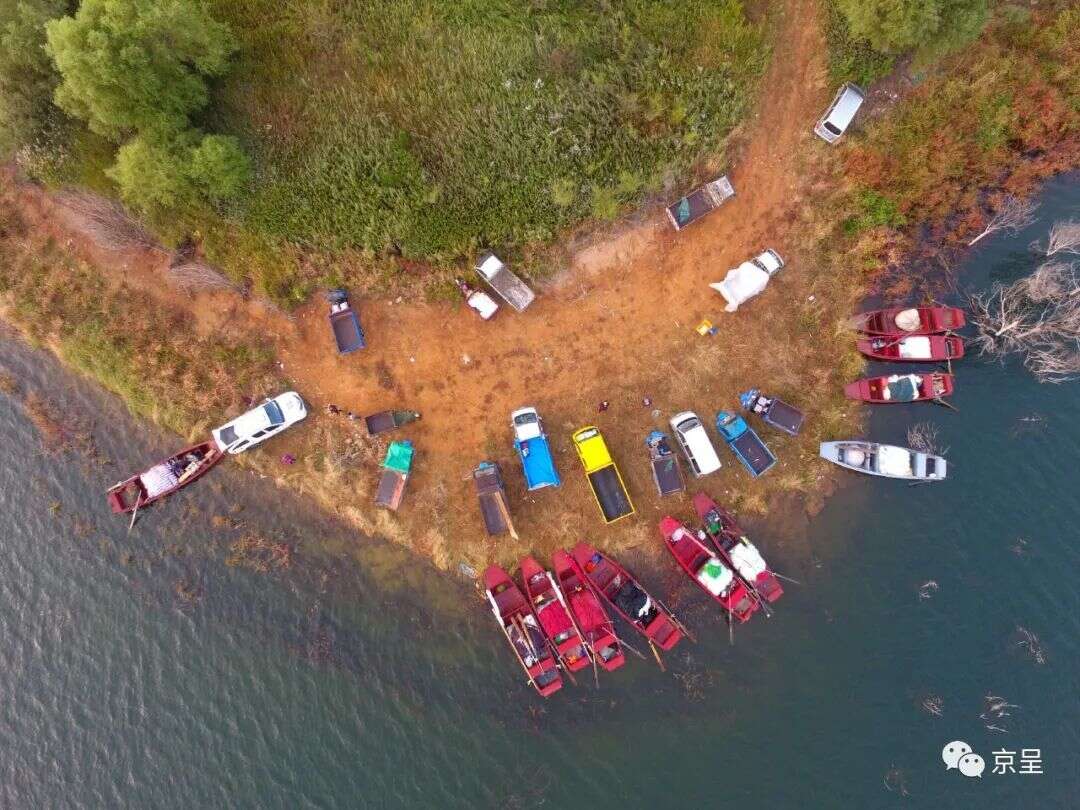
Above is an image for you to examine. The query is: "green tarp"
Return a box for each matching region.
[384,440,414,473]
[886,376,919,402]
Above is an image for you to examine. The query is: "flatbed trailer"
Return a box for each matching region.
[666,175,734,231]
[572,426,634,524]
[327,289,366,353]
[473,461,516,537]
[740,389,804,436]
[475,253,535,312]
[646,431,685,497]
[364,409,420,436]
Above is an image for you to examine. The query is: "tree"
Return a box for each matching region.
[0,0,71,153]
[188,135,250,202]
[969,260,1080,383]
[836,0,988,56]
[967,195,1039,246]
[45,0,235,141]
[107,132,195,211]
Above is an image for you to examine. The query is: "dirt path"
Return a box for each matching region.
[13,0,849,570]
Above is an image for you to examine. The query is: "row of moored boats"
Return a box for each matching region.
[486,493,782,696]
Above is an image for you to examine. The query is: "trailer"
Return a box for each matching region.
[511,407,560,491]
[666,175,735,231]
[571,426,634,524]
[473,461,516,538]
[364,409,421,437]
[475,253,536,312]
[646,431,685,497]
[375,440,413,510]
[739,389,804,436]
[326,289,366,353]
[715,412,776,478]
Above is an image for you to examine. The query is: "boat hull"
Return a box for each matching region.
[691,493,784,604]
[852,305,966,337]
[856,335,965,362]
[819,441,947,480]
[844,372,954,404]
[483,566,563,697]
[571,542,683,650]
[659,517,756,623]
[106,441,223,514]
[552,550,625,672]
[520,556,591,673]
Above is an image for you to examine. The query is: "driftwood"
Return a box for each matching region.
[967,195,1039,246]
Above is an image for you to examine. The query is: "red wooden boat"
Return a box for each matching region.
[692,493,783,604]
[844,372,954,404]
[856,335,964,363]
[571,542,683,651]
[552,550,625,672]
[483,565,563,697]
[520,556,592,673]
[106,440,223,514]
[659,516,757,623]
[852,305,966,337]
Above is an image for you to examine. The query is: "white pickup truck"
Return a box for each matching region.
[710,249,785,312]
[475,253,535,312]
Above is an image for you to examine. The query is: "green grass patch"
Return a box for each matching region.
[203,0,765,265]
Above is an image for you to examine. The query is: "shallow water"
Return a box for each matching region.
[1,174,1077,808]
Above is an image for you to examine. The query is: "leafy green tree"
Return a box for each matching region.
[45,0,235,140]
[188,134,250,201]
[836,0,988,56]
[107,132,194,211]
[0,0,71,153]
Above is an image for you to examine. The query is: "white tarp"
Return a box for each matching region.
[140,463,179,498]
[898,336,932,359]
[711,261,770,312]
[877,445,913,477]
[895,308,921,331]
[730,542,767,579]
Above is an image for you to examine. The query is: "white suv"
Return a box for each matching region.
[670,412,722,477]
[213,391,308,454]
[814,82,865,143]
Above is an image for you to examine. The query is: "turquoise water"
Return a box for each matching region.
[1,175,1077,808]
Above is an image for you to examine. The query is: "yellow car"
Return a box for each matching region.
[571,427,635,524]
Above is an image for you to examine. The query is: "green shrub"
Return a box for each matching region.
[842,189,906,235]
[108,132,195,211]
[188,134,250,201]
[835,0,988,59]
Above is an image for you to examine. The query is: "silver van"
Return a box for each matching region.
[670,411,722,477]
[814,82,865,143]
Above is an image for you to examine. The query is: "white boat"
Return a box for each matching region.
[819,441,946,481]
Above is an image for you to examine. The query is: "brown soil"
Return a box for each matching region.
[4,0,864,572]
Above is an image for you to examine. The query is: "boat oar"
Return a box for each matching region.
[611,633,648,661]
[497,494,519,541]
[592,650,600,689]
[653,596,697,643]
[648,640,666,672]
[773,572,802,586]
[728,611,735,646]
[932,397,958,413]
[127,495,142,534]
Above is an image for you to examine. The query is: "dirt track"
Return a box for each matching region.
[11,0,860,571]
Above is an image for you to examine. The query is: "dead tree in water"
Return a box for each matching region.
[967,196,1039,246]
[907,422,947,456]
[1038,219,1080,257]
[969,261,1080,383]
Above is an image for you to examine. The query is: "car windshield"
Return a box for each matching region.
[218,426,238,446]
[263,401,285,426]
[824,121,842,135]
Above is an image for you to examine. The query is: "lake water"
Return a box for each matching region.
[1,174,1077,808]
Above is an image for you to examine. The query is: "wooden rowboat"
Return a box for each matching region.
[857,335,964,362]
[106,440,222,514]
[483,565,562,697]
[820,441,947,481]
[692,493,783,605]
[571,542,683,651]
[520,556,592,673]
[852,305,966,337]
[552,550,625,672]
[659,516,757,623]
[844,372,954,404]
